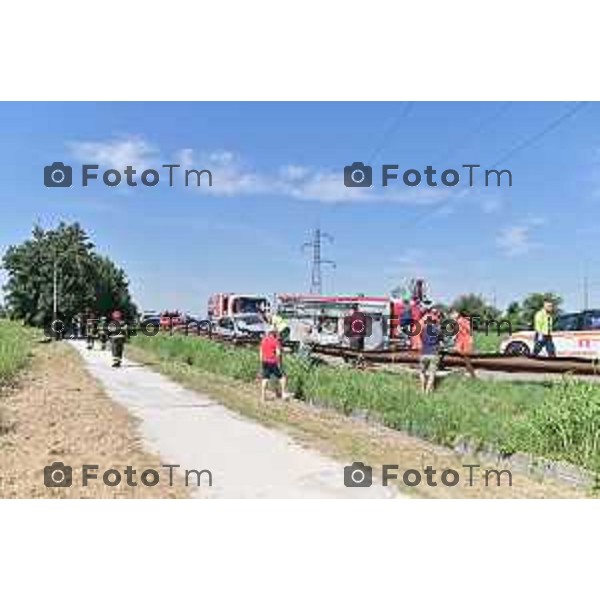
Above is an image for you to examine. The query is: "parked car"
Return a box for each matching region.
[212,313,268,341]
[139,311,161,328]
[500,310,600,358]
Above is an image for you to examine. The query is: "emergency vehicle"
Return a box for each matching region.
[159,310,186,329]
[275,294,408,350]
[500,309,600,358]
[203,293,271,340]
[207,293,270,320]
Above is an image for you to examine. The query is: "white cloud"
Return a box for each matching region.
[481,196,503,214]
[69,136,159,171]
[66,136,470,206]
[496,222,541,257]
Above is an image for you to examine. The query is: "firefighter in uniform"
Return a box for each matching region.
[109,310,128,367]
[86,311,98,350]
[98,315,109,351]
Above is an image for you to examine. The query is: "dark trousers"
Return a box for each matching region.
[99,332,108,350]
[533,334,556,357]
[111,337,125,365]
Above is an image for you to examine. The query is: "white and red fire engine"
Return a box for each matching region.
[275,294,407,350]
[274,280,429,350]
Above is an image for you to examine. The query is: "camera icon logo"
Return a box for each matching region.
[44,162,73,188]
[344,462,373,487]
[44,462,73,487]
[344,162,372,188]
[343,311,372,338]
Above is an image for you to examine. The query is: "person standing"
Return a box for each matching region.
[98,315,109,350]
[259,328,287,401]
[419,313,441,394]
[271,313,290,341]
[86,310,98,350]
[409,299,424,351]
[451,309,473,355]
[533,300,556,357]
[108,310,128,367]
[450,309,476,378]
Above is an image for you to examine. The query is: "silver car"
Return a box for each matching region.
[212,313,268,341]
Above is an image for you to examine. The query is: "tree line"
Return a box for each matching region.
[437,292,563,331]
[2,222,136,326]
[390,284,564,333]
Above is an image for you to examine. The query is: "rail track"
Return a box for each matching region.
[310,345,600,376]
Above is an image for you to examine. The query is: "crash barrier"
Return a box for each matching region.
[311,345,600,376]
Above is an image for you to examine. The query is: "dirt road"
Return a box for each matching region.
[71,342,398,499]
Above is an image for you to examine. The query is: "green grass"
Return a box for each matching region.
[131,334,600,474]
[0,320,34,383]
[474,331,507,354]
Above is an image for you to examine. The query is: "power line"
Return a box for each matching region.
[318,103,414,284]
[302,228,335,294]
[396,101,591,233]
[489,101,589,168]
[433,101,513,164]
[367,101,415,164]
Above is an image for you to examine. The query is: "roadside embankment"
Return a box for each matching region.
[130,334,589,498]
[0,334,189,498]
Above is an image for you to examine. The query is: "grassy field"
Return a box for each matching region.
[0,320,34,383]
[131,334,600,475]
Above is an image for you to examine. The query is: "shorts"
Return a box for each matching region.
[262,362,284,380]
[419,354,439,376]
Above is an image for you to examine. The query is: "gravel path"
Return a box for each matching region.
[72,342,398,499]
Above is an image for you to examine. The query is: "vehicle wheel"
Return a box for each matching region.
[504,341,530,357]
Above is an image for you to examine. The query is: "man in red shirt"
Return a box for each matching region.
[260,328,287,402]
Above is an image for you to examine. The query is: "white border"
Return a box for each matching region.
[1,500,598,598]
[1,2,598,594]
[1,1,599,100]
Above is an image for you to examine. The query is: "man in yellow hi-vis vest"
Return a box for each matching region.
[271,313,290,341]
[533,300,556,357]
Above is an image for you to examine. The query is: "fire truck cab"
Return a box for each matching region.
[207,293,270,321]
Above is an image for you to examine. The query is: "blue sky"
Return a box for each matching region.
[0,101,598,314]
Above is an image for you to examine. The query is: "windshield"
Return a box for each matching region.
[236,297,268,314]
[554,314,580,331]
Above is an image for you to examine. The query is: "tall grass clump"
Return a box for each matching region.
[519,378,600,472]
[0,320,33,383]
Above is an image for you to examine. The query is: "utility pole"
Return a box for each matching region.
[53,259,58,320]
[302,228,335,295]
[52,256,59,339]
[583,275,589,311]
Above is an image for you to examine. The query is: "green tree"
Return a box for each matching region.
[504,301,524,330]
[450,293,502,330]
[2,222,136,325]
[92,255,136,320]
[520,292,563,329]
